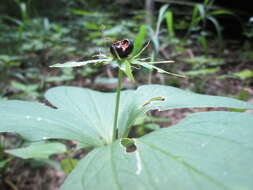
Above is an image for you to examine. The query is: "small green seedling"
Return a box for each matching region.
[0,37,253,190]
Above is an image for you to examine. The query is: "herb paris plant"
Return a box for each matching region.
[51,38,185,142]
[0,38,253,190]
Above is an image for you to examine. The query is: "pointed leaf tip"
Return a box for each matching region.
[50,59,111,68]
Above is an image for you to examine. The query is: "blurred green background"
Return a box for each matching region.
[0,0,252,101]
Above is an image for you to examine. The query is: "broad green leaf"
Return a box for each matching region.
[5,142,67,159]
[135,85,253,111]
[45,86,125,143]
[119,85,253,137]
[44,85,253,142]
[1,85,252,146]
[1,85,253,146]
[0,100,103,146]
[50,58,111,68]
[131,25,147,56]
[61,111,253,190]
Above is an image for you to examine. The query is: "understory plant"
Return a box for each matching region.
[186,0,235,51]
[0,37,253,190]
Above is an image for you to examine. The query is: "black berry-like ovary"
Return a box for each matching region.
[110,39,133,58]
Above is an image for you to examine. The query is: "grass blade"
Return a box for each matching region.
[165,11,175,39]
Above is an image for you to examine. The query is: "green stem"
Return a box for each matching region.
[148,52,155,84]
[112,66,123,142]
